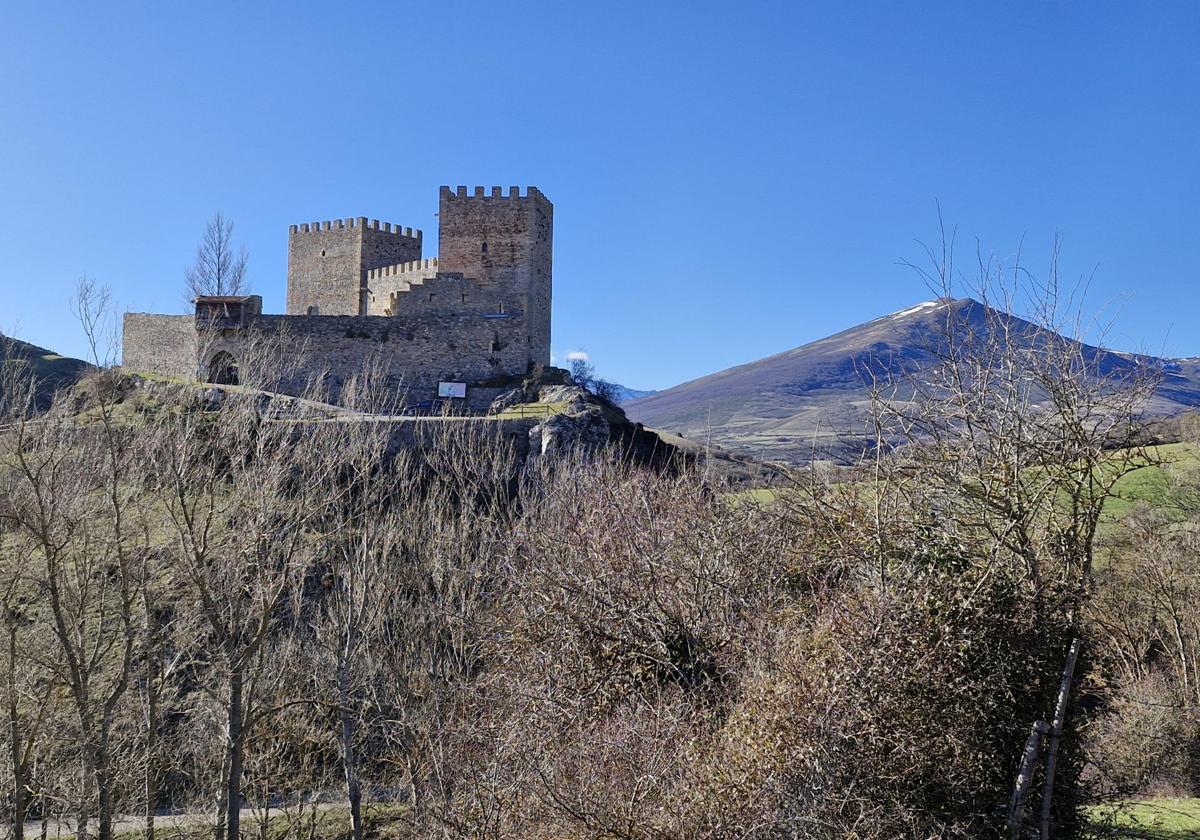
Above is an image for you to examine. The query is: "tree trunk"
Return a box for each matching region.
[7,622,25,840]
[225,670,245,840]
[144,641,159,840]
[75,757,90,840]
[213,756,228,840]
[1040,637,1082,840]
[337,661,363,840]
[95,755,114,840]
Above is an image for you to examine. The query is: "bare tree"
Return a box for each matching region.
[875,234,1159,617]
[863,231,1161,836]
[0,283,149,840]
[1,329,64,840]
[146,352,347,840]
[569,355,618,403]
[0,479,58,840]
[308,410,403,840]
[185,213,249,301]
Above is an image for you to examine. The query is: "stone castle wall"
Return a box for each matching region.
[122,314,198,380]
[365,259,441,315]
[126,309,532,409]
[245,312,530,393]
[365,263,526,319]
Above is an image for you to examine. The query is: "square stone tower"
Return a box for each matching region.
[287,218,422,316]
[437,186,553,365]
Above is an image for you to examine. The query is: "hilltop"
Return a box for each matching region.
[625,298,1200,465]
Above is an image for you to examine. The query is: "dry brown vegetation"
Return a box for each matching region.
[0,265,1185,840]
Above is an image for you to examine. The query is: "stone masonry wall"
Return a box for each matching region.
[361,223,424,288]
[525,198,553,365]
[368,268,526,320]
[121,314,198,380]
[200,312,531,407]
[365,259,441,315]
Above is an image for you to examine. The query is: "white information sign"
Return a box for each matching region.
[438,382,467,399]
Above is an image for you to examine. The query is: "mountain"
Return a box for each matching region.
[623,298,1200,465]
[610,384,658,405]
[0,335,92,410]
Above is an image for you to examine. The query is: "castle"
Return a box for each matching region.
[123,186,553,410]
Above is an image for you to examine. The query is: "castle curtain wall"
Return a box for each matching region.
[121,314,199,380]
[241,313,532,396]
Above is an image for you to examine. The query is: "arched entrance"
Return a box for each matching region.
[207,351,239,385]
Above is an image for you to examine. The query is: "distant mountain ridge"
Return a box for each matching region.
[624,298,1200,465]
[611,384,658,405]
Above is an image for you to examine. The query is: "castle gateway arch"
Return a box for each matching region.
[206,350,239,385]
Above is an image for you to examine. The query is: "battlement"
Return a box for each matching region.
[439,185,548,201]
[366,259,440,282]
[289,218,422,239]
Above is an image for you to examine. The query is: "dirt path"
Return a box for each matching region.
[7,804,344,839]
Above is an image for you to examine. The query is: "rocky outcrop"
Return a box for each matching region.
[498,369,773,486]
[488,368,684,469]
[527,384,615,457]
[487,366,573,414]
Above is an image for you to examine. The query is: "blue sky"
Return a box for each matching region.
[1,2,1198,390]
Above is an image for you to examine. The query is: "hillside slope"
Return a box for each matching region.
[625,298,1200,465]
[0,335,92,409]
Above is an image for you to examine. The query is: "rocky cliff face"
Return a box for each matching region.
[526,385,613,456]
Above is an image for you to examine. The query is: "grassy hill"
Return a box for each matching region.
[0,334,91,409]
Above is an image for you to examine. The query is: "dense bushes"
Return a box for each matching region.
[1088,501,1200,802]
[400,459,1079,840]
[0,356,1134,839]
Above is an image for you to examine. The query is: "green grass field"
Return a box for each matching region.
[1086,798,1200,838]
[1100,442,1197,522]
[736,441,1200,520]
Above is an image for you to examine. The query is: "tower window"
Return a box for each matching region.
[428,293,435,302]
[481,241,488,253]
[320,249,326,257]
[461,293,467,303]
[307,305,320,316]
[489,340,499,353]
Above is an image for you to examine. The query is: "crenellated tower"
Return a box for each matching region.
[437,186,553,365]
[287,218,422,316]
